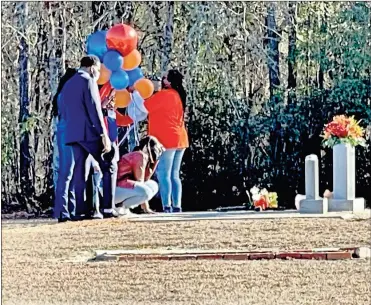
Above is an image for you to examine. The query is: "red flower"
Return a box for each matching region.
[254,198,268,210]
[325,121,348,138]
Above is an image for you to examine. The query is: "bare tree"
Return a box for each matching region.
[17,2,34,212]
[265,2,280,98]
[2,2,370,212]
[287,2,297,91]
[161,1,174,72]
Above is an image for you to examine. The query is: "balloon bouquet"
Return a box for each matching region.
[86,24,154,109]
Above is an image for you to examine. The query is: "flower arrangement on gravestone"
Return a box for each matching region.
[247,186,278,211]
[321,115,366,210]
[321,115,366,148]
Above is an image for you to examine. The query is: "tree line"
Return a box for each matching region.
[1,1,370,214]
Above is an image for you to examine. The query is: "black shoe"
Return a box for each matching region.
[71,214,88,221]
[102,208,119,218]
[58,217,71,223]
[163,206,172,213]
[102,212,116,219]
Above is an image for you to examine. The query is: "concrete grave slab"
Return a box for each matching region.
[124,209,370,223]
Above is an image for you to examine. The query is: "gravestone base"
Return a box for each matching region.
[328,198,365,213]
[299,198,328,214]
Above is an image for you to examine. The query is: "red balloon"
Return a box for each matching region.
[99,82,112,101]
[106,24,138,57]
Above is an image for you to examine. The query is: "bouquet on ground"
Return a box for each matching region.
[248,186,278,211]
[322,115,366,148]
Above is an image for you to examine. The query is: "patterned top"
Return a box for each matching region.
[116,151,158,189]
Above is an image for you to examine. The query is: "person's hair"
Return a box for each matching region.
[148,75,161,82]
[133,136,165,164]
[166,69,187,112]
[52,67,77,117]
[80,55,100,68]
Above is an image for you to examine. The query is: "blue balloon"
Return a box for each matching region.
[103,50,124,72]
[126,68,144,87]
[110,69,129,90]
[86,31,108,61]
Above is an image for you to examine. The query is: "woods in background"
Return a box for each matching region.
[1,1,370,214]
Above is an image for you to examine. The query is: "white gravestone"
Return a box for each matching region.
[329,143,365,212]
[305,154,320,200]
[299,155,328,214]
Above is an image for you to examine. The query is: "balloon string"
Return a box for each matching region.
[119,93,141,151]
[118,124,134,147]
[132,92,140,147]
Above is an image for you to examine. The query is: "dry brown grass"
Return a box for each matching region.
[2,217,371,305]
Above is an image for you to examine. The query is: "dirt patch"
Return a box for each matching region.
[2,260,370,305]
[2,218,370,304]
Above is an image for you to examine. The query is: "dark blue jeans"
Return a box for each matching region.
[85,166,103,214]
[53,125,75,219]
[70,141,118,216]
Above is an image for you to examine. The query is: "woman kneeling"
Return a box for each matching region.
[115,136,165,215]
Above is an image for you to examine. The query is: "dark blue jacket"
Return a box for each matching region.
[60,70,106,144]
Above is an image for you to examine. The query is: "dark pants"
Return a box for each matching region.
[85,167,103,214]
[70,140,118,216]
[54,125,75,219]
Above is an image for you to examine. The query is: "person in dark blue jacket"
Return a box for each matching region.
[58,55,114,221]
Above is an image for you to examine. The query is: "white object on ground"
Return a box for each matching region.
[354,247,371,259]
[295,194,306,210]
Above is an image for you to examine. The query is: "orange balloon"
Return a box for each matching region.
[123,49,142,71]
[97,64,111,85]
[134,78,154,99]
[115,89,131,108]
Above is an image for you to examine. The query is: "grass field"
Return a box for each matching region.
[2,217,370,305]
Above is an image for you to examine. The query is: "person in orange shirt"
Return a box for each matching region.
[116,69,189,213]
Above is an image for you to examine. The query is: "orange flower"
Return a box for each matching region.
[323,115,364,139]
[322,115,365,148]
[348,117,364,138]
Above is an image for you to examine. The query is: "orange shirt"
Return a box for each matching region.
[116,89,189,149]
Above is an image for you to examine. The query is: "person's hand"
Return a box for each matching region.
[102,95,115,109]
[141,202,156,214]
[102,90,115,108]
[127,86,135,93]
[101,97,109,109]
[101,134,112,153]
[106,99,115,110]
[143,207,156,214]
[93,165,100,173]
